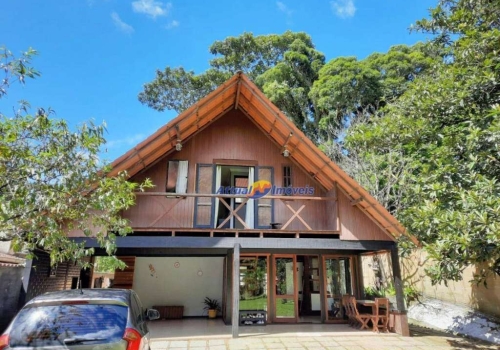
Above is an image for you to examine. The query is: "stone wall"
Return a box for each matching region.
[360,250,500,319]
[402,250,500,318]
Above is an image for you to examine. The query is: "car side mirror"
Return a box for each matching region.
[146,309,160,321]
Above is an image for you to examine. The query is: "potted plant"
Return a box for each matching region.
[203,297,221,319]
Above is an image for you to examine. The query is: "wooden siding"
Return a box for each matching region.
[124,109,333,231]
[112,256,135,289]
[337,189,392,241]
[109,73,413,243]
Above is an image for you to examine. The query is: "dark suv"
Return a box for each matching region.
[0,289,159,350]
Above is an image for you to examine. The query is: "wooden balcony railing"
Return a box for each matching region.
[130,192,338,233]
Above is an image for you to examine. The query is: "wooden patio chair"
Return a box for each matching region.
[349,296,373,330]
[371,297,389,332]
[341,294,354,325]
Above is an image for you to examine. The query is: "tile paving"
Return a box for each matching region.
[149,319,497,350]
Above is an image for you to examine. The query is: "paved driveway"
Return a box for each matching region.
[149,320,497,350]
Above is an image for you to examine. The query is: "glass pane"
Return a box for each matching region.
[9,304,128,347]
[275,258,294,296]
[276,298,295,318]
[240,257,268,311]
[325,258,352,320]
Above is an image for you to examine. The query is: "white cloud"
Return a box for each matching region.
[107,133,146,149]
[276,1,292,16]
[132,0,171,18]
[165,20,179,29]
[111,12,134,34]
[331,0,356,19]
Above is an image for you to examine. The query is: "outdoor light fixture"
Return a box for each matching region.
[282,132,293,157]
[174,124,182,151]
[175,140,182,151]
[283,147,290,157]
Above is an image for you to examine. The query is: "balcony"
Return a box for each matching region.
[123,192,339,237]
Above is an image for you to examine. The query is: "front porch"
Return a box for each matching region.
[148,319,493,349]
[148,318,396,340]
[81,236,408,336]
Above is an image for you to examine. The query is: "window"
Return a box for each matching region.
[166,160,188,194]
[131,293,144,324]
[9,304,128,347]
[283,165,292,188]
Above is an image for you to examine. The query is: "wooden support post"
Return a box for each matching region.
[390,244,410,336]
[232,243,241,338]
[318,254,326,323]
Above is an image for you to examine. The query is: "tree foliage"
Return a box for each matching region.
[1,46,40,98]
[0,49,152,268]
[310,44,437,139]
[139,31,326,138]
[137,2,500,285]
[139,32,433,142]
[345,0,500,284]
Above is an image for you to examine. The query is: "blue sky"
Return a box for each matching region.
[1,0,436,161]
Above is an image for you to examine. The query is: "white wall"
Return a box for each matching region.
[133,257,224,316]
[0,241,12,254]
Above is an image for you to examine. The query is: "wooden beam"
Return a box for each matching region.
[350,197,364,206]
[217,198,249,229]
[234,74,242,109]
[213,159,258,166]
[232,243,240,338]
[134,192,337,201]
[390,245,406,312]
[281,203,311,230]
[129,227,340,234]
[74,236,394,251]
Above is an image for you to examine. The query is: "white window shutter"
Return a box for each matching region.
[176,160,189,194]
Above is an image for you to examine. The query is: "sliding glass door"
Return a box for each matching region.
[323,256,354,323]
[273,255,297,322]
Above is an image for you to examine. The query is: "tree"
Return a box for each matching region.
[138,31,325,138]
[310,44,437,140]
[94,256,118,273]
[139,32,435,142]
[1,47,40,98]
[345,0,500,284]
[0,48,152,268]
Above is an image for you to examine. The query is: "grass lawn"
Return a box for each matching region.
[240,297,267,310]
[276,299,295,317]
[239,296,295,317]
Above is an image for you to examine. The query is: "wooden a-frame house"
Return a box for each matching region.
[65,72,415,336]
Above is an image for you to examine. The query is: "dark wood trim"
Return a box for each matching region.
[222,256,227,322]
[134,192,337,201]
[318,253,326,323]
[213,159,258,166]
[73,237,395,251]
[359,250,391,256]
[232,244,240,337]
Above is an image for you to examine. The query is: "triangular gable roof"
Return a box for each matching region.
[111,72,417,244]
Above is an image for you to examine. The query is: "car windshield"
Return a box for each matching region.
[9,303,128,347]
